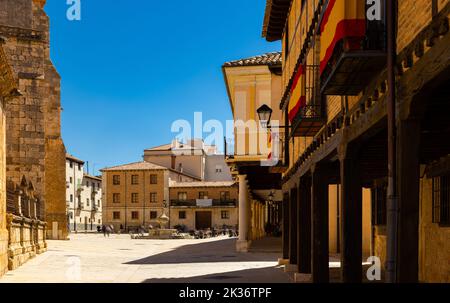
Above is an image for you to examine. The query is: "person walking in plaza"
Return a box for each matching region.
[105,225,113,237]
[102,225,106,237]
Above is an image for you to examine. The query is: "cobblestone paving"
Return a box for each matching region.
[0,234,291,283]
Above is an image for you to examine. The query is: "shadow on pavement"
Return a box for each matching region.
[125,238,280,265]
[141,265,291,283]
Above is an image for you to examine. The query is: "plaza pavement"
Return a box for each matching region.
[0,234,292,283]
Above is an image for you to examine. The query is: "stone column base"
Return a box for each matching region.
[35,243,47,254]
[278,258,289,266]
[284,264,298,273]
[236,240,251,253]
[294,273,312,283]
[0,229,8,277]
[8,247,34,271]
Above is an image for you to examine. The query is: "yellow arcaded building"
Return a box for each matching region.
[259,0,450,282]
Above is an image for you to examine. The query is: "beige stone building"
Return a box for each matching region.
[0,0,67,277]
[0,39,14,277]
[102,140,237,232]
[0,0,67,240]
[169,181,238,231]
[101,161,200,232]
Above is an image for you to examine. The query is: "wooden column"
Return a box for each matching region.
[289,187,298,265]
[397,118,420,282]
[339,145,362,283]
[298,177,311,274]
[311,165,329,282]
[282,193,290,260]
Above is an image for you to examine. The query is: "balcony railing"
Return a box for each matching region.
[76,184,84,193]
[291,104,326,137]
[170,199,237,207]
[319,1,387,95]
[290,63,325,137]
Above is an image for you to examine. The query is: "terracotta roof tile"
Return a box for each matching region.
[66,154,85,164]
[169,181,236,188]
[223,52,282,67]
[100,161,167,171]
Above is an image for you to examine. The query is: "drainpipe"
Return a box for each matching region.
[284,107,290,167]
[386,0,398,283]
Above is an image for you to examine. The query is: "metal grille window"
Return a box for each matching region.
[221,211,230,219]
[150,174,158,184]
[113,212,120,220]
[131,175,139,185]
[113,175,120,185]
[150,211,158,220]
[131,193,139,203]
[433,176,450,225]
[150,192,157,203]
[179,211,186,219]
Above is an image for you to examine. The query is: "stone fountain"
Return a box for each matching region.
[133,202,177,239]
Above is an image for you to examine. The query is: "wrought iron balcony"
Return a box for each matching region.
[213,199,237,207]
[76,184,84,193]
[319,3,387,95]
[291,104,326,137]
[170,199,237,207]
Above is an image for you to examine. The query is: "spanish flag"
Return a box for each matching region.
[319,0,366,75]
[288,65,306,123]
[267,130,272,160]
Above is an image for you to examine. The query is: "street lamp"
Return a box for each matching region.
[257,104,291,129]
[257,104,273,128]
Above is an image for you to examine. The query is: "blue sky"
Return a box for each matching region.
[45,0,280,175]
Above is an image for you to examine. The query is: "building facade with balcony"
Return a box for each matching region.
[169,181,238,231]
[222,53,285,252]
[66,154,103,232]
[222,51,372,255]
[101,140,236,232]
[262,0,450,282]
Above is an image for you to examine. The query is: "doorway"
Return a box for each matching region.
[195,211,212,230]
